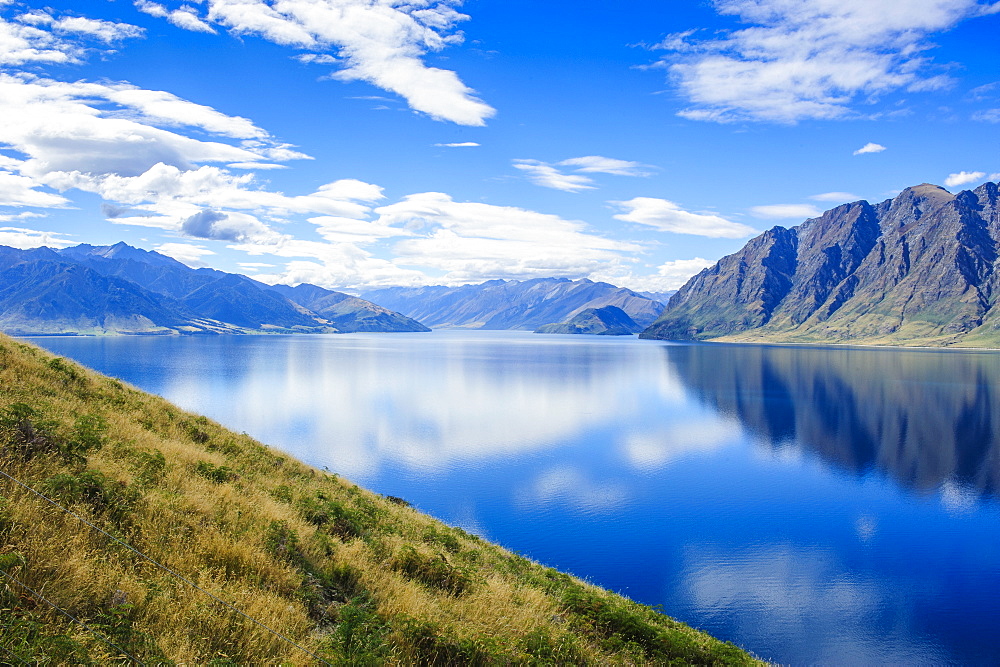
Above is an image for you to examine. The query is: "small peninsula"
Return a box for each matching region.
[535,305,642,335]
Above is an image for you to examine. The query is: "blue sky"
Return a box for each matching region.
[0,0,998,293]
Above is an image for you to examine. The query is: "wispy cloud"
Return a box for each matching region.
[435,142,480,147]
[854,142,886,155]
[810,191,861,202]
[750,204,823,219]
[144,0,496,126]
[558,156,651,177]
[654,0,996,123]
[514,155,650,192]
[612,197,756,238]
[513,160,595,192]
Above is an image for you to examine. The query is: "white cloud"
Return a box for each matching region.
[514,155,649,191]
[609,257,718,293]
[658,0,996,123]
[435,141,480,147]
[0,9,142,66]
[0,73,292,179]
[972,108,1000,122]
[0,170,70,208]
[374,192,638,284]
[944,170,987,187]
[134,2,216,34]
[296,52,337,65]
[190,0,495,126]
[750,204,823,219]
[853,142,886,155]
[513,160,595,192]
[558,155,651,176]
[0,225,73,249]
[612,197,756,238]
[54,165,382,240]
[153,242,215,267]
[810,191,860,202]
[48,15,144,42]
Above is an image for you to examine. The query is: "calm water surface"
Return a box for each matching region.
[29,331,1000,664]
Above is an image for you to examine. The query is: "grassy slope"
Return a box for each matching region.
[0,333,759,665]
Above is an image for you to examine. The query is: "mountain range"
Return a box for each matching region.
[361,278,666,330]
[642,181,1000,347]
[0,243,427,335]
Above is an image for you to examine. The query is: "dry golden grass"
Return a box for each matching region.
[0,334,761,665]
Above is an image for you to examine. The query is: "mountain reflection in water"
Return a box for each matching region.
[665,343,1000,500]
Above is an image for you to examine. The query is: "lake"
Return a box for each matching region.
[28,331,1000,664]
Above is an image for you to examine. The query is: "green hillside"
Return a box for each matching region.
[0,333,758,665]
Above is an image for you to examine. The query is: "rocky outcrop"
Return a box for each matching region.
[642,181,1000,347]
[535,305,641,335]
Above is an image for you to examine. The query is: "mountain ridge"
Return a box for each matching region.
[642,181,1000,347]
[0,243,427,335]
[361,277,665,331]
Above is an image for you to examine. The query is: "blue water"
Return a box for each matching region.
[28,331,1000,664]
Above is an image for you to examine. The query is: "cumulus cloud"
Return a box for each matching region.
[373,192,638,284]
[612,197,756,238]
[944,170,987,187]
[750,204,823,219]
[180,209,233,240]
[54,164,378,222]
[0,73,292,179]
[147,0,496,125]
[810,191,861,202]
[514,155,650,191]
[656,0,998,123]
[0,170,70,208]
[854,142,887,155]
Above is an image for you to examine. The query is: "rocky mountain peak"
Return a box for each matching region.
[642,180,1000,347]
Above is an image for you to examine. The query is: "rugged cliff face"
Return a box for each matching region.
[642,181,1000,347]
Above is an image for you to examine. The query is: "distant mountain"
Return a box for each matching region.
[361,278,665,330]
[642,181,1000,347]
[0,243,427,335]
[535,305,641,335]
[637,290,677,304]
[266,283,430,333]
